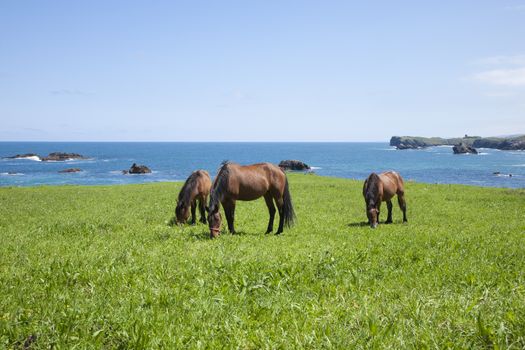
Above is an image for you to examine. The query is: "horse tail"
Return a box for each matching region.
[282,176,296,227]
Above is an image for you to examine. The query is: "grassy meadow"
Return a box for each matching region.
[1,174,524,349]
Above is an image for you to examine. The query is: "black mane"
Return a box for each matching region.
[365,172,381,206]
[209,161,233,210]
[178,171,201,207]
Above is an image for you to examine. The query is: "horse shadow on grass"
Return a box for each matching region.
[185,228,275,241]
[348,221,370,228]
[166,217,285,240]
[348,221,407,228]
[167,216,177,227]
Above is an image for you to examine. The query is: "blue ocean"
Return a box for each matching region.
[0,142,524,188]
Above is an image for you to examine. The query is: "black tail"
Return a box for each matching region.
[282,176,296,227]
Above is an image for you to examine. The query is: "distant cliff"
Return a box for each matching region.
[389,136,479,149]
[390,135,525,150]
[472,136,525,150]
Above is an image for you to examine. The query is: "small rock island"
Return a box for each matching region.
[453,143,478,154]
[5,153,40,160]
[59,168,83,173]
[124,163,152,174]
[42,152,87,161]
[279,160,311,171]
[5,152,88,161]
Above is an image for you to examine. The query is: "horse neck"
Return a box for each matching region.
[365,177,381,206]
[179,187,196,207]
[179,175,198,206]
[210,166,230,209]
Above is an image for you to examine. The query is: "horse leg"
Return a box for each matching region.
[275,197,285,235]
[198,196,207,224]
[385,200,393,224]
[264,193,276,234]
[398,194,408,222]
[190,201,197,225]
[223,200,236,234]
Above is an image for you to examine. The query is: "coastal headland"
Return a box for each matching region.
[390,135,525,150]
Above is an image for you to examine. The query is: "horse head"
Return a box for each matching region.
[208,205,222,238]
[367,205,379,229]
[175,201,190,225]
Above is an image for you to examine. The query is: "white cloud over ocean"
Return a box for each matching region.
[474,55,525,66]
[473,67,525,87]
[472,55,525,87]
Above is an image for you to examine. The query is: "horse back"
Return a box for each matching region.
[195,170,212,196]
[230,162,280,200]
[380,171,404,198]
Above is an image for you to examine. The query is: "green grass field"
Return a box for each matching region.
[1,174,524,349]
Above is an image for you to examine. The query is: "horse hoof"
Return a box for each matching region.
[385,221,393,224]
[275,231,282,235]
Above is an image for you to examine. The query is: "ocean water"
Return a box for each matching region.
[0,142,524,188]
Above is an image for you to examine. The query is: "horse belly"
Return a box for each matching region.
[236,192,263,201]
[237,184,268,201]
[382,190,396,201]
[236,178,269,201]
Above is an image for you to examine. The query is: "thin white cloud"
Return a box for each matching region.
[50,89,93,96]
[482,91,517,98]
[504,4,525,11]
[475,55,525,66]
[473,67,525,87]
[233,90,246,101]
[471,55,525,88]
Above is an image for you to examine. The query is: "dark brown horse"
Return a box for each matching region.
[175,170,212,225]
[208,161,295,238]
[363,171,407,228]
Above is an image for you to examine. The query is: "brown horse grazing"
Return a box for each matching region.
[175,170,212,225]
[363,171,407,228]
[208,161,295,238]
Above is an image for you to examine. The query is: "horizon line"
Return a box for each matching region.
[0,140,389,143]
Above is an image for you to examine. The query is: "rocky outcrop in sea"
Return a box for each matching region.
[279,160,311,171]
[5,152,88,161]
[453,143,478,154]
[124,163,152,174]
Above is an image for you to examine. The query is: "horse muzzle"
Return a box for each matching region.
[210,228,221,238]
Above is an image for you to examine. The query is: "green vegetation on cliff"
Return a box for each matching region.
[390,135,525,150]
[472,135,525,150]
[389,136,479,149]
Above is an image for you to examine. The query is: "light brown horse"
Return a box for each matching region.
[175,170,211,225]
[208,161,295,238]
[363,171,407,228]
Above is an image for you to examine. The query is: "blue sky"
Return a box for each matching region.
[1,1,524,141]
